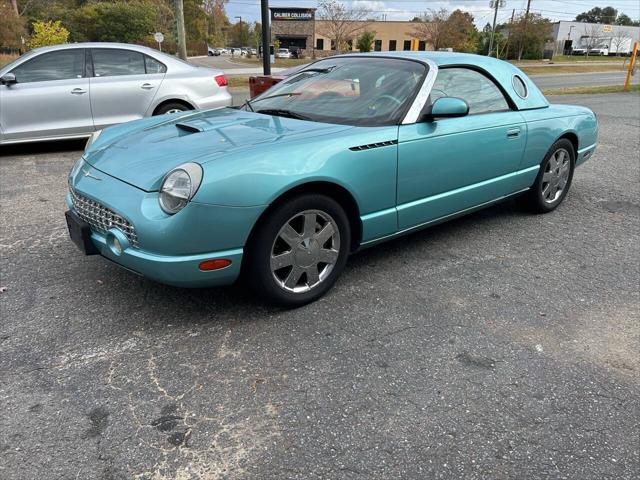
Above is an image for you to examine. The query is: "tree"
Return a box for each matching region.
[227,19,250,47]
[575,7,618,24]
[615,13,639,27]
[507,13,552,60]
[0,0,26,50]
[581,24,602,54]
[610,28,630,55]
[410,8,449,50]
[445,9,477,52]
[410,9,477,52]
[356,30,375,52]
[69,1,155,43]
[316,0,370,53]
[202,0,230,46]
[27,19,68,48]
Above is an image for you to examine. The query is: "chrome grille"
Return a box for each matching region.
[70,188,139,248]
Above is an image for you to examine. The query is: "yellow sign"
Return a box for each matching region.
[603,24,613,33]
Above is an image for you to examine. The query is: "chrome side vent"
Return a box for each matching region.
[349,140,398,151]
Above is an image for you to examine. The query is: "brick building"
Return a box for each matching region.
[270,7,428,57]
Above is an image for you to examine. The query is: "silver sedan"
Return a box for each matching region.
[0,42,232,145]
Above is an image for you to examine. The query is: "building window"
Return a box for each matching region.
[316,38,324,50]
[374,39,382,52]
[331,39,336,51]
[418,41,426,51]
[389,40,397,51]
[403,40,411,51]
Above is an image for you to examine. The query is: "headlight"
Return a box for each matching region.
[158,162,203,215]
[85,130,102,151]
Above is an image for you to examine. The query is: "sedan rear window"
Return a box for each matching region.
[92,49,146,77]
[145,55,167,74]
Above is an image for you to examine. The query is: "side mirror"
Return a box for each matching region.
[421,97,469,122]
[0,73,17,85]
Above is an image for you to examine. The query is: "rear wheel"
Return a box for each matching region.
[521,138,575,213]
[245,194,350,307]
[154,102,191,115]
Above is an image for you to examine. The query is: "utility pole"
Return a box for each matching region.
[488,0,505,57]
[175,0,188,60]
[518,0,532,61]
[261,0,271,75]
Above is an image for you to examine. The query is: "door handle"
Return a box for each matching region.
[71,88,87,95]
[506,127,520,138]
[141,83,155,90]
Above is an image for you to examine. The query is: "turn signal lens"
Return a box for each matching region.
[199,259,232,271]
[214,74,228,87]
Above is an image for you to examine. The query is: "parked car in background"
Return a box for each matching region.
[0,42,231,144]
[250,48,258,56]
[66,52,597,306]
[207,46,221,56]
[289,46,302,59]
[230,48,244,56]
[276,48,292,59]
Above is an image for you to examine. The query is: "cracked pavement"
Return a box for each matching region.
[1,93,639,479]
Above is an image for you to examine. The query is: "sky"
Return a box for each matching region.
[224,0,640,28]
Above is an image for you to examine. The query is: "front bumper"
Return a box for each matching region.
[89,226,243,288]
[67,161,265,288]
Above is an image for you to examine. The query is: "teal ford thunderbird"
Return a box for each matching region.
[66,52,598,306]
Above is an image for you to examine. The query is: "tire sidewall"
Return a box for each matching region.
[534,139,576,212]
[154,103,189,115]
[246,194,351,307]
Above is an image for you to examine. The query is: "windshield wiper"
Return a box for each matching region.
[250,92,302,104]
[243,98,254,112]
[256,108,312,121]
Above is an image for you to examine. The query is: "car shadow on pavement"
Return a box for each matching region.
[90,196,532,321]
[0,140,86,156]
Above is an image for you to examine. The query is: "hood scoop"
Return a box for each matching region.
[175,122,204,134]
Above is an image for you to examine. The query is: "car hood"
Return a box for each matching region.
[83,108,353,191]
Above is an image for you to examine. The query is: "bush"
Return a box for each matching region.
[356,31,376,52]
[27,20,69,49]
[70,0,155,44]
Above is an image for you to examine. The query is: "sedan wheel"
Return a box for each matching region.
[246,194,350,307]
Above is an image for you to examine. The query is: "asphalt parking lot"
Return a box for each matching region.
[1,93,638,479]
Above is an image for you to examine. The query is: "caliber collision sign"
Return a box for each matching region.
[270,8,315,21]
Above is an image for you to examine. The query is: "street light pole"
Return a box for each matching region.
[234,15,243,48]
[261,0,271,75]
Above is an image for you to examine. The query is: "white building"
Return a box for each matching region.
[552,21,640,56]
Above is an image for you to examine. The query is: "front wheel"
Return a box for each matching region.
[245,194,351,307]
[521,138,575,213]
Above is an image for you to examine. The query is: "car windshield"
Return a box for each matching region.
[247,57,426,126]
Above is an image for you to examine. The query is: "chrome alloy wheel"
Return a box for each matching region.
[542,147,571,204]
[270,210,341,293]
[165,108,183,114]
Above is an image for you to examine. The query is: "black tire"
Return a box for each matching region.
[153,102,191,115]
[520,138,576,213]
[245,194,351,307]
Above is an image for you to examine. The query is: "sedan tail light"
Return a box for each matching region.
[215,75,228,87]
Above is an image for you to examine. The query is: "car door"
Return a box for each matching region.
[88,48,165,129]
[397,67,527,230]
[0,48,92,142]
